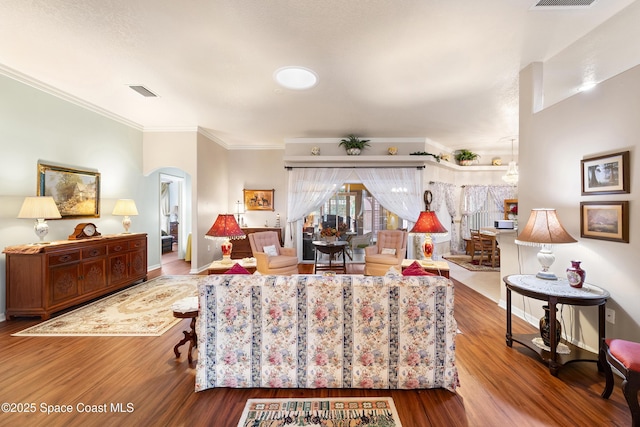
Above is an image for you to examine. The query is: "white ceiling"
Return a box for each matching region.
[0,0,637,155]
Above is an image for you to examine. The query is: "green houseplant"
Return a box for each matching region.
[339,134,370,155]
[455,149,480,166]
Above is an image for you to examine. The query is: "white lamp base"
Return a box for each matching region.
[536,244,558,280]
[122,216,131,233]
[33,219,51,245]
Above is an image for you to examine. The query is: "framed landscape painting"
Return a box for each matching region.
[581,151,629,195]
[38,163,100,218]
[243,189,274,211]
[580,201,628,243]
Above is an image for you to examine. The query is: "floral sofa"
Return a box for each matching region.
[194,273,459,393]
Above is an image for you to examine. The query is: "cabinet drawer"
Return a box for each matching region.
[48,251,80,266]
[128,238,146,250]
[108,241,129,253]
[82,246,106,259]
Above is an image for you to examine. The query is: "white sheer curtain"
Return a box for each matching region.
[460,185,489,242]
[488,186,517,214]
[285,168,353,246]
[161,182,170,231]
[355,168,422,223]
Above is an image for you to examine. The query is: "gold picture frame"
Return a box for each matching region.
[243,189,274,211]
[38,162,100,218]
[580,201,628,243]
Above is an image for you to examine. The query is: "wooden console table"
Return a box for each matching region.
[504,274,609,376]
[4,233,147,320]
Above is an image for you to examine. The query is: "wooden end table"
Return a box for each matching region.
[207,259,257,274]
[172,301,199,364]
[504,274,609,376]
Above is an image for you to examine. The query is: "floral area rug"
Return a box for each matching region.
[444,255,500,272]
[12,275,199,337]
[237,397,402,427]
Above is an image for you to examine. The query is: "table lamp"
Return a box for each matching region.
[205,214,246,263]
[112,199,139,233]
[17,196,62,244]
[515,208,576,280]
[409,190,448,264]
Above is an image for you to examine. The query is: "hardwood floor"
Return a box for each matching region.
[0,256,631,426]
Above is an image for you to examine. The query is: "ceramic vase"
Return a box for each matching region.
[346,148,361,155]
[566,260,586,288]
[539,305,561,347]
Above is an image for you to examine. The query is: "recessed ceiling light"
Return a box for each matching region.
[274,67,318,90]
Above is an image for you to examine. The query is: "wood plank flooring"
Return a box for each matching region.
[0,255,631,426]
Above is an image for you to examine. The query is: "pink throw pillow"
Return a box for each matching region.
[402,261,436,276]
[224,263,251,275]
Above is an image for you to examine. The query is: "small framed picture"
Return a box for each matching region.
[243,189,275,211]
[581,151,629,195]
[580,201,629,243]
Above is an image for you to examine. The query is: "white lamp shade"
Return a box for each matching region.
[17,196,61,219]
[112,199,139,216]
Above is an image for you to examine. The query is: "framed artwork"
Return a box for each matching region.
[581,151,629,195]
[580,201,629,243]
[38,163,100,218]
[243,189,275,211]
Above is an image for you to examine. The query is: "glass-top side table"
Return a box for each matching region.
[503,274,610,376]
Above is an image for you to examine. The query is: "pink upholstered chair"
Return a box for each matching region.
[601,338,640,426]
[364,230,408,276]
[248,231,299,275]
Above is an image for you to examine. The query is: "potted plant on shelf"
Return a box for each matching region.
[339,134,370,155]
[455,149,480,166]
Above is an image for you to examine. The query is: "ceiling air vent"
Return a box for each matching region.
[532,0,597,7]
[128,85,158,97]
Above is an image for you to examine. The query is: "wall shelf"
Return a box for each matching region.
[283,155,508,171]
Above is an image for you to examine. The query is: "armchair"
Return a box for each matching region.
[248,231,299,275]
[364,230,408,276]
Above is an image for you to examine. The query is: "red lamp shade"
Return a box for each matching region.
[410,210,448,262]
[205,214,246,263]
[410,211,448,235]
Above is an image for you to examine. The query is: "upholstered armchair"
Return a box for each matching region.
[364,230,408,276]
[248,231,299,275]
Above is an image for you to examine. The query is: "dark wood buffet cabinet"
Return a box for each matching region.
[3,233,147,320]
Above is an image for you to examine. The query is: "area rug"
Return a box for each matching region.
[12,275,199,337]
[237,397,402,427]
[444,255,500,272]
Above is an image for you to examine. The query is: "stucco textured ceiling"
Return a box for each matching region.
[0,0,636,153]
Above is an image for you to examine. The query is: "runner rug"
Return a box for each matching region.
[237,397,402,427]
[12,275,199,337]
[444,255,500,272]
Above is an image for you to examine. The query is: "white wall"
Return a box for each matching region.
[513,62,640,348]
[0,74,148,321]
